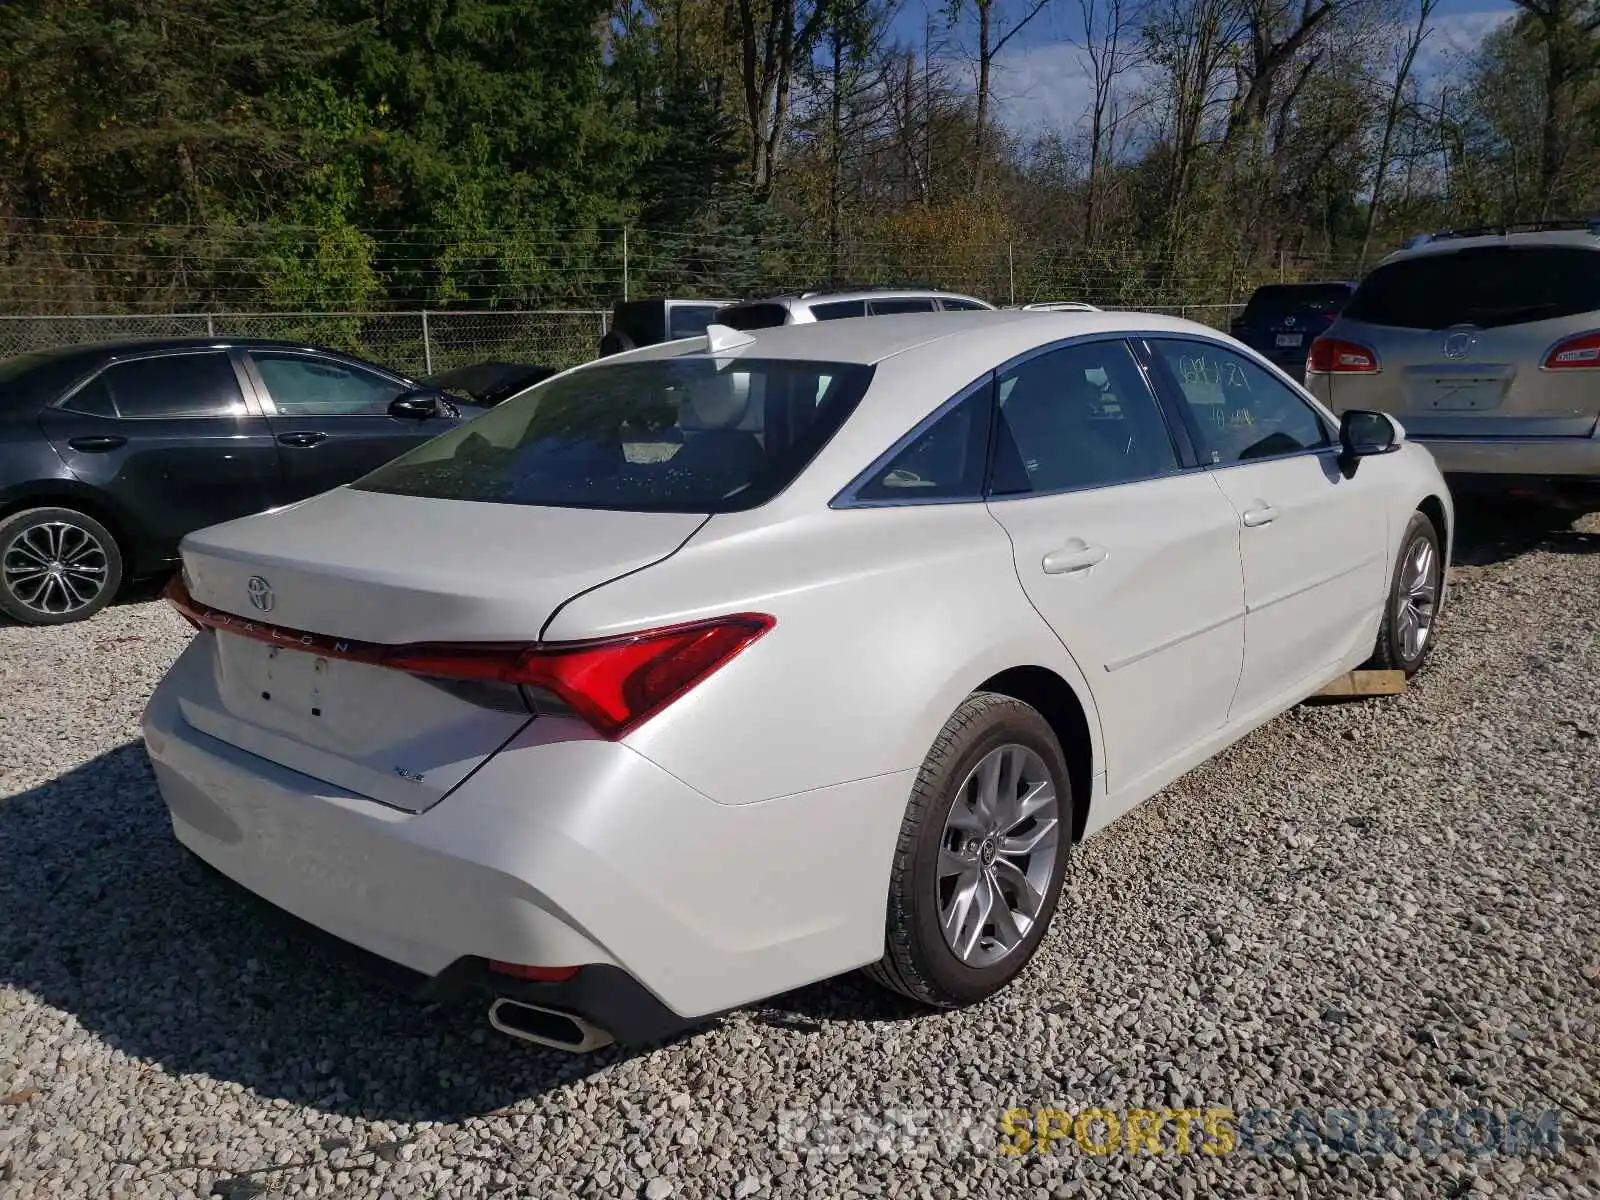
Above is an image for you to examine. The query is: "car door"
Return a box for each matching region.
[980,336,1247,798]
[242,350,442,503]
[36,350,281,564]
[1142,336,1390,719]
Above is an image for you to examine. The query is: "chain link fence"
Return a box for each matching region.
[0,310,611,375]
[0,302,1247,374]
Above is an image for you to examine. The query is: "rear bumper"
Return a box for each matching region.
[143,639,910,1031]
[1411,434,1600,478]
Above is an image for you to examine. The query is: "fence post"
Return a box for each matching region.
[206,314,216,337]
[622,226,630,302]
[421,310,433,375]
[1007,242,1015,306]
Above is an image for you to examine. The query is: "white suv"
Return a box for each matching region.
[713,288,993,329]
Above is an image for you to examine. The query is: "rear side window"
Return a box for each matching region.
[1344,247,1600,330]
[667,305,722,339]
[354,357,874,514]
[100,352,247,418]
[715,303,790,331]
[1240,284,1353,323]
[812,300,866,321]
[868,298,936,315]
[852,389,991,503]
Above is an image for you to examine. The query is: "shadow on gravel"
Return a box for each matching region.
[0,743,689,1122]
[1450,499,1600,567]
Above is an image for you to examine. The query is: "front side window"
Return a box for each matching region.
[1148,338,1330,465]
[100,352,247,418]
[251,353,403,417]
[851,388,991,503]
[714,303,790,331]
[939,299,988,311]
[355,357,874,513]
[990,339,1179,495]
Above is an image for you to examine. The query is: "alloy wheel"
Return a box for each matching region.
[936,743,1062,968]
[1395,534,1439,661]
[2,520,112,617]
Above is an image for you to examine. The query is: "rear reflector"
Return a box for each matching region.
[488,961,582,982]
[164,575,773,738]
[1307,337,1379,373]
[1542,330,1600,369]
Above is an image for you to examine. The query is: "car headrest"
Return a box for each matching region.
[680,373,755,432]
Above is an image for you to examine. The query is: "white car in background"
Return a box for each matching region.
[145,311,1451,1052]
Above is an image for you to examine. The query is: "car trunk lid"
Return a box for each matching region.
[174,487,706,812]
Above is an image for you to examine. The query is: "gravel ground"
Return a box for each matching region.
[1,507,1597,1200]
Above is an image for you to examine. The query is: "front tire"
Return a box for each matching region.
[1366,510,1441,674]
[0,506,124,625]
[866,692,1074,1008]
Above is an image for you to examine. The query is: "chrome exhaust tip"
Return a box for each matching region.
[487,997,614,1053]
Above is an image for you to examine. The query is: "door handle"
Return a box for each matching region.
[1241,504,1278,528]
[276,431,327,448]
[67,435,126,453]
[1041,542,1108,575]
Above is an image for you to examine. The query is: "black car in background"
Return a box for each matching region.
[1229,281,1357,371]
[598,297,735,356]
[423,360,559,406]
[0,339,479,625]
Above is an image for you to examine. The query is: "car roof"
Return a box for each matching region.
[1380,229,1600,265]
[0,337,394,367]
[612,307,1228,367]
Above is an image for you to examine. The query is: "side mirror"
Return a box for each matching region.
[1337,409,1401,477]
[388,388,449,420]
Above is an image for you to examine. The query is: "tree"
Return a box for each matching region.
[946,0,1055,194]
[1360,0,1438,268]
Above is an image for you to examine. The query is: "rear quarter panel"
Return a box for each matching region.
[544,504,1106,807]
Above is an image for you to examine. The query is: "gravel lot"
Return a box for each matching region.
[1,507,1597,1200]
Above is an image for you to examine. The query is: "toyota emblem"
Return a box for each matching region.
[247,576,275,613]
[1442,330,1475,360]
[1283,315,1297,327]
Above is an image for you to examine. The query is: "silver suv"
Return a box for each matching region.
[1306,222,1600,508]
[712,287,993,329]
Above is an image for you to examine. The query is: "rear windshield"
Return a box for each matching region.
[1240,284,1352,323]
[353,356,875,513]
[666,305,723,339]
[1344,246,1600,330]
[714,303,790,331]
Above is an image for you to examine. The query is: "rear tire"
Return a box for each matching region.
[866,692,1074,1008]
[1366,510,1441,675]
[0,506,124,625]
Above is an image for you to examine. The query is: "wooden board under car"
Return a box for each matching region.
[1312,669,1406,699]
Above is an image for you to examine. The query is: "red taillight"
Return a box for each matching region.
[1542,330,1600,369]
[488,961,581,983]
[164,574,772,739]
[387,614,774,738]
[1307,337,1379,374]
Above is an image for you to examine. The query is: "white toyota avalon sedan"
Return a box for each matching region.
[144,310,1452,1051]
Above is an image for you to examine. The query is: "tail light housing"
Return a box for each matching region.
[1307,337,1379,374]
[1542,330,1600,369]
[164,575,773,739]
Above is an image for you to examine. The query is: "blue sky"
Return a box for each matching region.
[886,0,1516,135]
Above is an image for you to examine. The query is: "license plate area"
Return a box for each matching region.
[214,633,381,749]
[1274,333,1304,348]
[1416,377,1504,411]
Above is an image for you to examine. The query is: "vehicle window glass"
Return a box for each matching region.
[939,299,987,311]
[354,357,874,514]
[101,352,247,418]
[812,300,867,320]
[1149,339,1330,465]
[1343,247,1600,330]
[1240,284,1353,323]
[61,375,116,417]
[252,353,403,417]
[853,388,991,503]
[715,304,790,331]
[667,305,722,339]
[990,340,1178,495]
[868,298,936,315]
